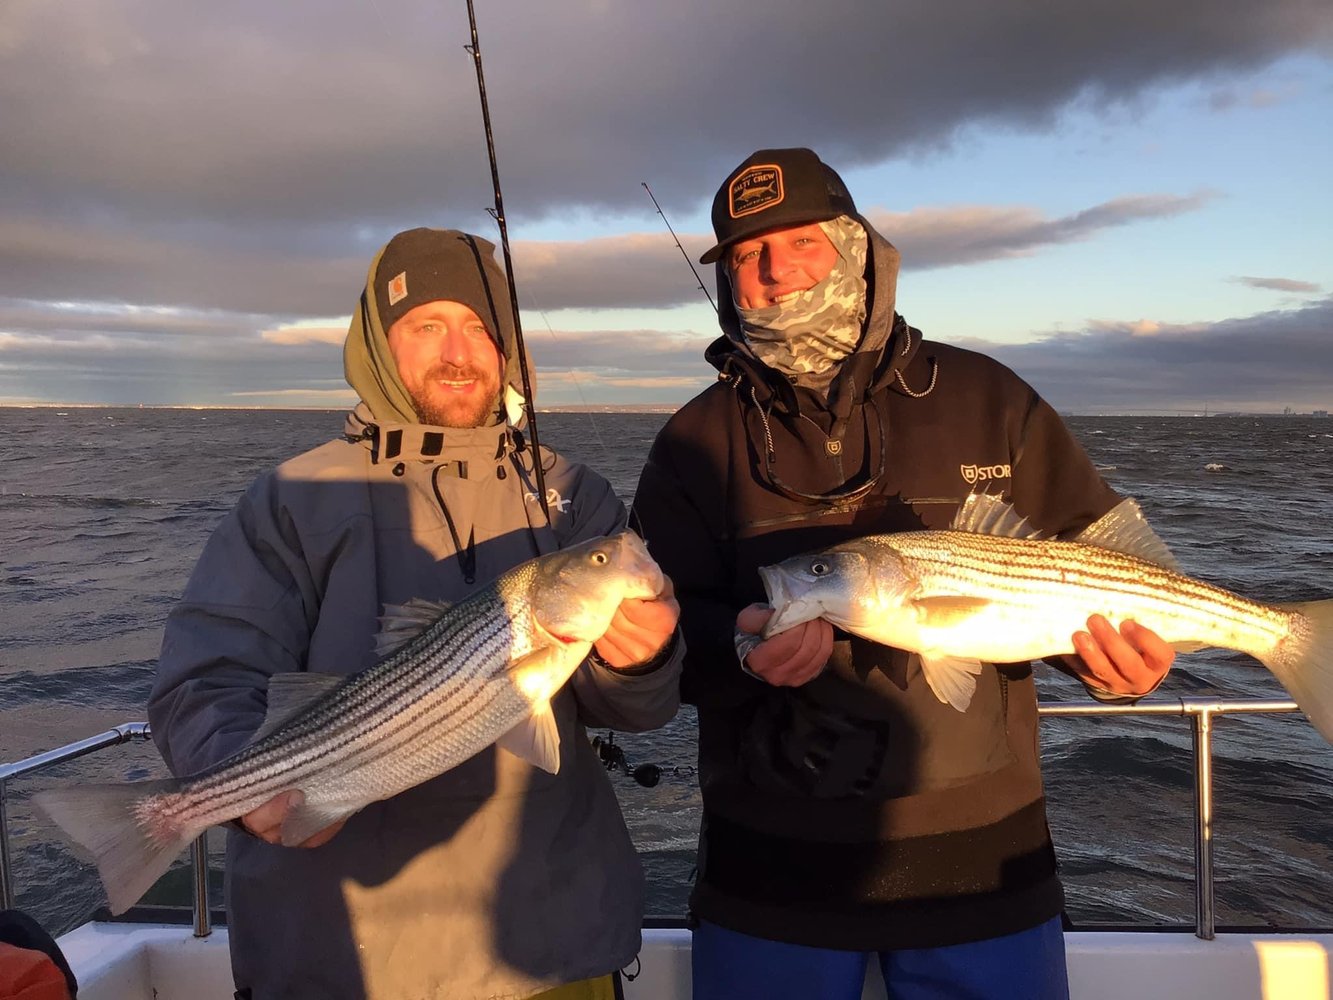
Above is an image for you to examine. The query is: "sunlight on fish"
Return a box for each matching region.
[759,494,1333,742]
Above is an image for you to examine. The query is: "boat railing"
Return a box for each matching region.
[0,722,213,940]
[0,697,1305,942]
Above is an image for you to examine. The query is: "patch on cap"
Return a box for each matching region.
[387,271,408,307]
[728,164,784,219]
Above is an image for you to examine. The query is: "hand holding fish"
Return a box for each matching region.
[736,603,834,687]
[1061,615,1176,699]
[241,789,347,848]
[592,574,681,668]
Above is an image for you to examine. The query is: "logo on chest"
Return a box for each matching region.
[526,487,571,513]
[960,463,1012,485]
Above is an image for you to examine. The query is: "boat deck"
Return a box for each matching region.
[58,922,1332,1000]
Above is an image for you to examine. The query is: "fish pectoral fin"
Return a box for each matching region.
[279,800,357,848]
[912,596,992,629]
[508,643,586,704]
[496,644,580,774]
[918,652,985,713]
[253,673,344,743]
[374,597,454,658]
[496,703,562,775]
[1074,498,1181,571]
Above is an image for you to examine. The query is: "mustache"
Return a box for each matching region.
[422,363,495,383]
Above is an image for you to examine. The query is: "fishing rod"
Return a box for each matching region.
[464,0,549,519]
[642,181,717,314]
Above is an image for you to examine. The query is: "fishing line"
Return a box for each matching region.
[642,181,717,315]
[464,0,550,520]
[524,292,611,463]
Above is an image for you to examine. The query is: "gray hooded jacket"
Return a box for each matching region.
[148,235,680,999]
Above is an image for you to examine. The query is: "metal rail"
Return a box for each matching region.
[0,722,214,939]
[1037,697,1301,939]
[0,698,1305,941]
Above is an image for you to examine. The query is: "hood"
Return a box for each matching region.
[342,230,531,427]
[705,214,919,418]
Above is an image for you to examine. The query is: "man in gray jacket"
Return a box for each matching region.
[148,228,682,1000]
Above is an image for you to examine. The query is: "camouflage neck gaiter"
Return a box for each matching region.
[734,215,868,390]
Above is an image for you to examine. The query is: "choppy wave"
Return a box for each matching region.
[2,408,1330,932]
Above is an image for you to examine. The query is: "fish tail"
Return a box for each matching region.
[1263,600,1333,745]
[33,777,189,915]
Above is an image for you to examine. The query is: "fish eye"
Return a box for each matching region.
[810,560,830,576]
[590,550,609,565]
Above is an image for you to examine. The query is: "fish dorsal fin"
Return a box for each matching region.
[374,597,452,658]
[950,493,1046,540]
[1074,498,1180,571]
[255,673,343,742]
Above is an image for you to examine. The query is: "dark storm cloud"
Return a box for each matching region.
[0,195,1209,317]
[0,220,365,317]
[509,194,1212,308]
[863,194,1211,271]
[3,0,1330,404]
[3,0,1330,232]
[980,297,1333,413]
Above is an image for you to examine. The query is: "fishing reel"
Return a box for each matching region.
[590,732,663,788]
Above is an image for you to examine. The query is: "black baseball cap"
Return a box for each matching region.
[699,148,858,264]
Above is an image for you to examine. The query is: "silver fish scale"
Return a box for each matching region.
[878,530,1292,651]
[154,563,553,832]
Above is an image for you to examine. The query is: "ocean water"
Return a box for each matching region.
[1,407,1331,936]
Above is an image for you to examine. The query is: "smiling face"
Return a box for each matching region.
[386,300,503,428]
[726,222,840,310]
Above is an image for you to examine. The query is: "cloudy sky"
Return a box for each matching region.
[2,0,1331,414]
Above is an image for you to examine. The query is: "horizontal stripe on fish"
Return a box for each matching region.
[35,531,666,915]
[759,495,1333,744]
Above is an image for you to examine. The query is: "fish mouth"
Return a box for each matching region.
[758,565,787,608]
[757,566,821,639]
[620,532,665,598]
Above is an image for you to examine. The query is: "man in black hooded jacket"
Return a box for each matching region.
[631,149,1175,999]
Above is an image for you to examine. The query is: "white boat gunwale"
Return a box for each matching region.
[5,700,1332,998]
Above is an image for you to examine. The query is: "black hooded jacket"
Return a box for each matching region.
[631,216,1119,949]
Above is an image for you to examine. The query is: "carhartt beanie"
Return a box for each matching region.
[372,228,515,350]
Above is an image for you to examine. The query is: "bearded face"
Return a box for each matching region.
[386,301,503,428]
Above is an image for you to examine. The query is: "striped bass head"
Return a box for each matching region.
[527,531,665,643]
[759,538,918,639]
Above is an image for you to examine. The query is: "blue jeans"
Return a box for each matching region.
[691,917,1070,1000]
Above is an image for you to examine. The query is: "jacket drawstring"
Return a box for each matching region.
[430,465,477,585]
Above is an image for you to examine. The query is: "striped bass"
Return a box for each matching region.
[35,530,665,915]
[758,494,1333,742]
